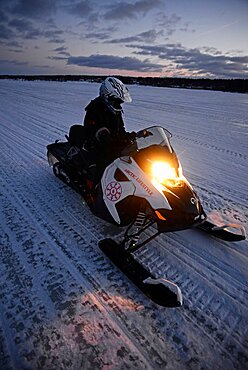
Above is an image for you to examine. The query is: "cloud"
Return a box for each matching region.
[157,13,181,36]
[0,24,16,40]
[12,0,57,19]
[129,43,248,78]
[104,0,162,20]
[52,45,70,56]
[85,31,112,41]
[108,29,164,44]
[48,38,65,44]
[5,40,23,48]
[43,29,64,39]
[0,9,9,22]
[53,46,67,52]
[9,18,35,33]
[48,55,68,61]
[84,26,119,42]
[65,0,93,18]
[67,54,163,72]
[0,58,28,66]
[6,17,65,43]
[201,47,222,56]
[46,18,58,29]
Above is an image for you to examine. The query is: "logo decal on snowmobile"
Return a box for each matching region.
[124,168,153,196]
[105,181,122,202]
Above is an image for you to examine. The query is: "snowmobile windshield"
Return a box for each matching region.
[121,126,173,157]
[136,126,173,152]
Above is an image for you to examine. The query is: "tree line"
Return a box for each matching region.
[0,74,247,93]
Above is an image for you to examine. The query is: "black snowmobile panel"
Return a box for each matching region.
[89,184,119,224]
[47,141,71,159]
[67,124,87,147]
[47,140,91,171]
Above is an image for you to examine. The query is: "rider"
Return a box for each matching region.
[83,76,133,180]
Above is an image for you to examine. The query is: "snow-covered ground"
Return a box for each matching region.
[0,79,247,370]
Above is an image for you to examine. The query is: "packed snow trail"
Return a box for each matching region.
[0,80,247,370]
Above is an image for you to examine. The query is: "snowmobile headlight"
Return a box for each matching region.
[151,161,182,187]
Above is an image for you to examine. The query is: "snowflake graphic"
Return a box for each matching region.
[105,181,122,201]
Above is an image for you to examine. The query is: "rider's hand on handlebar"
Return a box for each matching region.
[136,129,152,139]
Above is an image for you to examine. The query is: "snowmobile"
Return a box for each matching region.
[47,125,246,308]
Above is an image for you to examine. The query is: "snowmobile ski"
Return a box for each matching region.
[197,220,246,242]
[99,238,183,308]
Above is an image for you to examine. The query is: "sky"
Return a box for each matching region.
[0,0,248,78]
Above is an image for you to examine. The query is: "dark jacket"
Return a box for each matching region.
[83,96,127,145]
[83,97,130,173]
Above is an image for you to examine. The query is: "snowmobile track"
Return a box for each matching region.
[175,134,247,161]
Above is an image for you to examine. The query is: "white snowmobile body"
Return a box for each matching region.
[90,126,205,231]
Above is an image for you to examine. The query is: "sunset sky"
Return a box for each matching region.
[1,0,248,78]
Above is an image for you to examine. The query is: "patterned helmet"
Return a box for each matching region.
[100,77,132,112]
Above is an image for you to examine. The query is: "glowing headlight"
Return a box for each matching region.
[152,161,177,182]
[151,161,182,187]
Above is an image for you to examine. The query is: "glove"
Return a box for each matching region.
[136,129,152,138]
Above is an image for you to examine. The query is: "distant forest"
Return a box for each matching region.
[1,74,247,94]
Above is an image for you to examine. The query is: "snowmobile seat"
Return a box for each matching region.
[67,125,87,148]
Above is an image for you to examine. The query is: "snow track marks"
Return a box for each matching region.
[0,80,248,370]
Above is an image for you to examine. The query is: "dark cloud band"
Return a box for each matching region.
[67,54,163,72]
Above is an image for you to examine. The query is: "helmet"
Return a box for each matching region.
[99,77,132,113]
